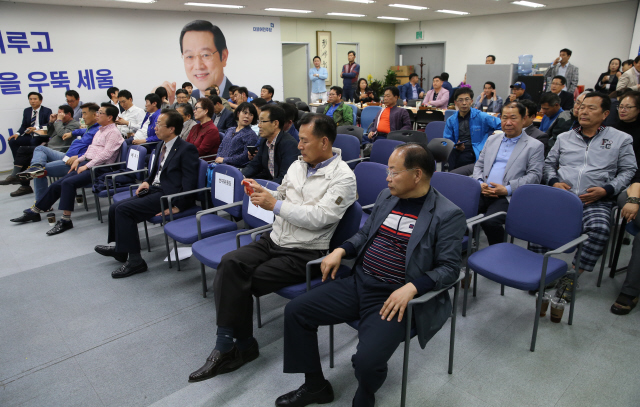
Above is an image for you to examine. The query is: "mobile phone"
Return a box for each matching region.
[247,146,258,155]
[455,141,464,146]
[138,188,150,198]
[242,179,255,195]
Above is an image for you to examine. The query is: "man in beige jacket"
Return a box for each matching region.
[617,56,640,92]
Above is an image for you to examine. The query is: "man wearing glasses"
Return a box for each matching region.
[444,88,501,171]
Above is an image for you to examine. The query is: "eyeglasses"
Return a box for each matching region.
[619,105,638,111]
[258,120,274,124]
[96,111,105,115]
[194,106,205,110]
[156,124,168,128]
[456,98,472,103]
[182,51,219,63]
[386,168,416,178]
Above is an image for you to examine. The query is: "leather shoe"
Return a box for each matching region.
[10,185,33,197]
[188,346,246,382]
[0,175,21,185]
[238,338,260,365]
[111,260,148,279]
[46,219,73,235]
[10,211,41,223]
[95,245,128,263]
[275,382,334,407]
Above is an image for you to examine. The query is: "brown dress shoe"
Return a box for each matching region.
[0,175,21,185]
[10,185,34,197]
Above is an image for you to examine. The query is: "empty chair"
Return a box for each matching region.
[346,103,358,125]
[387,130,427,146]
[369,139,403,165]
[444,109,456,121]
[334,134,361,169]
[336,125,364,142]
[415,109,445,128]
[295,101,310,112]
[360,105,382,131]
[354,162,388,228]
[286,97,301,105]
[425,121,446,142]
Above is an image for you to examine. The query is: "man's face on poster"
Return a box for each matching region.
[182,30,228,92]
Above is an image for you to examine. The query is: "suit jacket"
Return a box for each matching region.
[216,108,235,134]
[192,77,234,100]
[365,106,412,139]
[145,137,200,212]
[525,125,550,157]
[423,88,450,109]
[17,106,53,135]
[617,68,640,92]
[345,187,466,348]
[241,131,299,184]
[558,91,574,111]
[472,131,544,201]
[545,63,579,93]
[399,82,426,102]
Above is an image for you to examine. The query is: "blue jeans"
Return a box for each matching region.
[31,146,66,167]
[34,160,71,201]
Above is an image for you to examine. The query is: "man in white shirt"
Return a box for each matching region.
[114,90,146,138]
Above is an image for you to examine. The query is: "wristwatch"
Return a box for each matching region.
[626,197,640,205]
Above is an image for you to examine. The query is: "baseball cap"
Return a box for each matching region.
[510,81,526,90]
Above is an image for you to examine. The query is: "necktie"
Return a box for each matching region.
[157,144,167,173]
[30,110,37,127]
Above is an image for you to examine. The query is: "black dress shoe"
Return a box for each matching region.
[0,175,21,185]
[10,211,41,223]
[10,185,33,197]
[239,338,260,365]
[188,346,245,382]
[46,219,73,235]
[95,245,128,263]
[111,260,148,279]
[275,382,334,407]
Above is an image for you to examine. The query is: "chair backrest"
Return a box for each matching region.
[334,134,360,168]
[361,106,382,130]
[444,109,456,121]
[416,109,445,124]
[387,130,427,146]
[286,97,301,105]
[242,179,280,229]
[427,138,454,163]
[506,184,584,250]
[425,121,446,143]
[211,164,245,218]
[118,140,129,168]
[126,145,148,179]
[336,125,364,142]
[329,201,363,250]
[407,99,422,107]
[430,172,480,219]
[370,139,403,165]
[295,101,310,112]
[347,104,358,123]
[354,162,388,207]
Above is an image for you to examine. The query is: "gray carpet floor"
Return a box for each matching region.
[0,182,639,407]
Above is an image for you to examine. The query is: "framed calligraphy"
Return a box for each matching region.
[316,31,332,85]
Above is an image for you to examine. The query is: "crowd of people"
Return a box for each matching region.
[4,31,640,406]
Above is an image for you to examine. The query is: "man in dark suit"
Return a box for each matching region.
[521,100,550,156]
[276,144,466,407]
[242,104,299,184]
[95,109,199,279]
[549,75,574,111]
[1,92,53,185]
[210,96,234,134]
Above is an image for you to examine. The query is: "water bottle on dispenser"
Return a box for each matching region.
[518,54,533,76]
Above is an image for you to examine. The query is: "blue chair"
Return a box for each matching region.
[345,103,358,125]
[336,125,364,143]
[192,179,279,298]
[360,106,382,131]
[81,140,127,214]
[93,145,147,223]
[112,150,156,205]
[334,134,361,169]
[387,130,428,146]
[369,139,403,165]
[162,164,245,272]
[463,184,588,351]
[444,110,456,121]
[425,121,446,143]
[354,162,388,228]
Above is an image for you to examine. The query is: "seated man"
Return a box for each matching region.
[506,81,532,103]
[261,85,276,104]
[115,89,146,138]
[182,81,198,106]
[242,104,298,184]
[129,93,162,146]
[547,92,586,148]
[65,90,83,121]
[473,81,504,113]
[170,89,191,110]
[175,103,197,140]
[539,92,564,132]
[215,102,259,167]
[521,99,550,156]
[444,88,501,171]
[186,97,221,157]
[9,104,80,197]
[279,101,299,141]
[227,85,239,110]
[537,92,637,302]
[323,86,354,126]
[106,86,120,111]
[250,98,268,135]
[617,55,640,92]
[422,76,450,109]
[1,92,53,185]
[364,86,412,145]
[18,103,101,202]
[549,75,575,111]
[210,96,235,134]
[276,143,465,407]
[188,113,357,383]
[473,102,544,245]
[208,84,232,111]
[235,87,252,105]
[399,73,425,105]
[95,109,200,278]
[613,182,640,315]
[10,104,124,235]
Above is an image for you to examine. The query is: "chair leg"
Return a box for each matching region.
[94,193,102,222]
[329,325,334,369]
[597,235,610,287]
[473,271,478,297]
[530,293,543,352]
[164,232,172,269]
[462,267,469,317]
[144,221,151,252]
[608,208,621,267]
[500,284,505,296]
[400,306,413,407]
[448,280,460,374]
[200,263,207,298]
[173,239,181,271]
[82,188,88,211]
[256,296,262,328]
[610,219,628,278]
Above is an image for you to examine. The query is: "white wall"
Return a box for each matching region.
[629,1,640,58]
[396,1,638,90]
[0,3,283,170]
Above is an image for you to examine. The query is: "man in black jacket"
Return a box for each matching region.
[242,104,299,184]
[95,109,200,278]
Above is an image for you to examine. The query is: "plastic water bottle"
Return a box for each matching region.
[80,118,86,129]
[518,54,533,76]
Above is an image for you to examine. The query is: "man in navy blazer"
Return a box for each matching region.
[472,102,544,245]
[8,92,52,160]
[210,96,235,134]
[277,144,466,407]
[95,109,199,279]
[399,73,425,105]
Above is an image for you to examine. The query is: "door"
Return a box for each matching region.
[282,43,309,103]
[397,44,445,91]
[336,43,359,90]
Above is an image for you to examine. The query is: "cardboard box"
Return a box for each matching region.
[397,76,411,85]
[390,65,414,76]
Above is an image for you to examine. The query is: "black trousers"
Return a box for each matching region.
[15,146,36,186]
[8,135,47,160]
[477,195,510,245]
[283,268,407,407]
[448,147,475,170]
[107,187,165,254]
[36,168,110,212]
[213,233,324,340]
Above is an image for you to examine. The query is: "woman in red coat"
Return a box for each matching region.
[186,97,220,157]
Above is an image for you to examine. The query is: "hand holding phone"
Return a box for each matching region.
[242,179,255,195]
[247,146,258,155]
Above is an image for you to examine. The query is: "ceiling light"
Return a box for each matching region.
[377,16,410,21]
[339,0,375,3]
[436,9,469,15]
[108,0,156,3]
[511,1,546,7]
[265,8,312,13]
[184,2,245,8]
[389,4,428,10]
[327,12,366,17]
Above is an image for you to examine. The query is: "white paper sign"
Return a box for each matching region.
[214,173,234,204]
[248,202,275,224]
[127,149,140,170]
[164,247,192,262]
